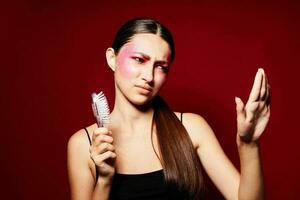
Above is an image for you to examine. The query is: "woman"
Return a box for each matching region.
[67,18,270,200]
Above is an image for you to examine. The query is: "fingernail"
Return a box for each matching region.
[258,68,264,74]
[235,97,240,103]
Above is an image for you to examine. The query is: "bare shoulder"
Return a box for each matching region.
[174,112,216,149]
[67,124,99,196]
[67,129,89,166]
[67,124,99,182]
[68,125,92,148]
[67,124,98,165]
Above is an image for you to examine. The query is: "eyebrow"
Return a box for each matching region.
[133,51,169,65]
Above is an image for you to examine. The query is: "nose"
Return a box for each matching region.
[141,64,154,83]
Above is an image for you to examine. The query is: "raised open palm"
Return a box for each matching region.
[235,68,271,142]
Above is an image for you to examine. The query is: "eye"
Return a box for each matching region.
[158,66,169,74]
[133,57,145,64]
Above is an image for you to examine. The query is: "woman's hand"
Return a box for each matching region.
[235,68,271,143]
[90,127,116,179]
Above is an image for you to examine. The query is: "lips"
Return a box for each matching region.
[136,85,153,92]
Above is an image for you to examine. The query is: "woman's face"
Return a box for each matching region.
[113,33,171,106]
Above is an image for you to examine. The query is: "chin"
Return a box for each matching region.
[129,94,155,107]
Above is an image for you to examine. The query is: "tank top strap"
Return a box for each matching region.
[180,112,183,123]
[84,127,92,145]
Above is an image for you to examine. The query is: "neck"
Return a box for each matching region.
[110,89,155,135]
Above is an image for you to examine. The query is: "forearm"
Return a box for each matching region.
[237,135,265,200]
[92,177,112,200]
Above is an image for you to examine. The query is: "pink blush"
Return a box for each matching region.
[116,45,136,79]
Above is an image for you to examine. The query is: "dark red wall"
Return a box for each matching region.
[2,1,299,199]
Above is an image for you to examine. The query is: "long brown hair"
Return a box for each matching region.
[152,95,204,199]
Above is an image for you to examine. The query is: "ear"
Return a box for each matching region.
[106,48,117,72]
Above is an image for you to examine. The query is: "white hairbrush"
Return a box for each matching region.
[91,91,110,127]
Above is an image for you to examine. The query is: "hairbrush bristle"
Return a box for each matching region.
[91,91,110,127]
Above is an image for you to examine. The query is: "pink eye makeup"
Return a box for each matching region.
[131,55,170,73]
[131,57,146,64]
[117,44,170,75]
[131,52,150,64]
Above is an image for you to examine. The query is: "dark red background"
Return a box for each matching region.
[2,1,299,199]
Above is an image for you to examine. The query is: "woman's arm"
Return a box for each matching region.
[237,137,265,200]
[183,68,270,200]
[234,68,270,200]
[183,113,240,199]
[67,130,113,200]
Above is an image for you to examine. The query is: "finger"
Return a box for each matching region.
[264,74,269,103]
[95,151,117,164]
[266,84,271,105]
[265,70,269,95]
[259,68,267,101]
[258,101,267,113]
[92,128,112,141]
[245,102,260,122]
[235,97,245,121]
[247,69,263,103]
[96,143,115,154]
[260,104,270,116]
[267,105,271,117]
[94,134,114,145]
[265,72,271,104]
[93,127,109,134]
[94,161,111,170]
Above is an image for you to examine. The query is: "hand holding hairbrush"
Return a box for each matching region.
[90,91,116,178]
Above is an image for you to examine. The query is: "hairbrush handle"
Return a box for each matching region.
[91,101,103,127]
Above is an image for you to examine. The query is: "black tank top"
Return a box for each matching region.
[84,113,190,199]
